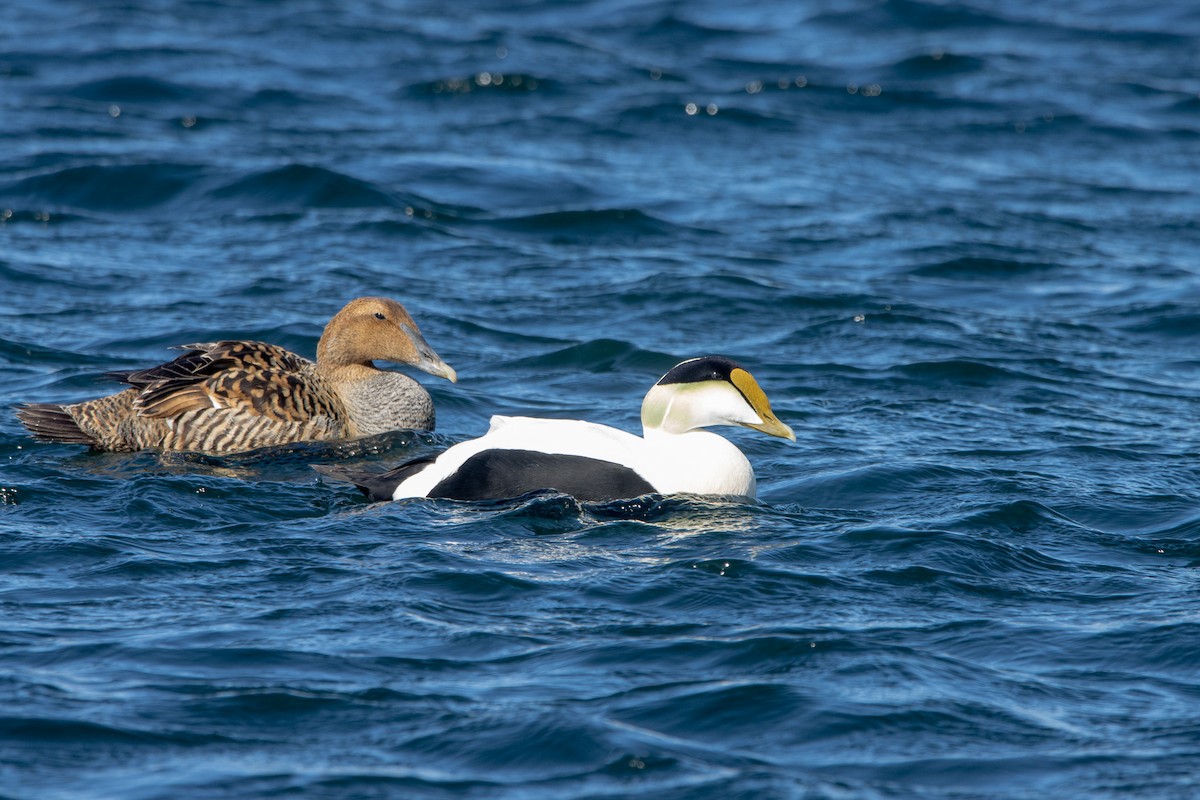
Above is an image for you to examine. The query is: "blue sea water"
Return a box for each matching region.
[3,0,1200,797]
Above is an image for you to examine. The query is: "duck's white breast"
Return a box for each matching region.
[639,429,756,498]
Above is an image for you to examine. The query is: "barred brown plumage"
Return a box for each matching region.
[16,297,458,454]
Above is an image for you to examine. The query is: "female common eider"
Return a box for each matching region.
[16,296,457,454]
[318,356,794,503]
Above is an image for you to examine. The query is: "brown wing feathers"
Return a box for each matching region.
[118,341,333,422]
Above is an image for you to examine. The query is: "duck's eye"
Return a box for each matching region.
[374,312,386,320]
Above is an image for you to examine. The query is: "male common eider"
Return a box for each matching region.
[318,356,794,503]
[16,296,457,454]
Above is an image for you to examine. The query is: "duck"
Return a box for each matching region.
[16,296,458,454]
[316,356,794,503]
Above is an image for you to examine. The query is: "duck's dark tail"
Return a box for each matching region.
[15,403,96,446]
[313,457,436,502]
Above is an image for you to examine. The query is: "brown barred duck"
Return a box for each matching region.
[317,356,793,503]
[16,297,457,454]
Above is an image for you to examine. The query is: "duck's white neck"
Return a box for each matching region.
[640,382,764,436]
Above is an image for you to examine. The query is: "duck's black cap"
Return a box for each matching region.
[656,356,744,386]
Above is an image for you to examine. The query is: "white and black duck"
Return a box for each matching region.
[318,356,794,503]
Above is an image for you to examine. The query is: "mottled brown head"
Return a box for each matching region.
[315,297,457,382]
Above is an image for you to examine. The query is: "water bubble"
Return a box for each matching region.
[778,78,790,90]
[931,48,945,60]
[1,208,12,221]
[706,103,718,115]
[1014,121,1026,133]
[685,102,698,115]
[108,104,121,117]
[853,314,865,323]
[475,72,492,86]
[181,116,197,128]
[846,84,858,94]
[862,84,882,97]
[794,75,808,88]
[745,80,763,94]
[650,68,662,80]
[496,46,508,59]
